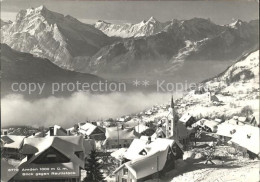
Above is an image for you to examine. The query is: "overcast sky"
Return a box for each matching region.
[1,0,259,25]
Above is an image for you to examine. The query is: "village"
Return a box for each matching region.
[2,50,260,182]
[1,80,259,182]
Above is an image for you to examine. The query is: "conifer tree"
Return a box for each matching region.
[84,149,104,182]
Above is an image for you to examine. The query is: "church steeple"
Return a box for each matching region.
[171,96,174,109]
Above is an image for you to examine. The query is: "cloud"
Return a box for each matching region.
[1,92,179,128]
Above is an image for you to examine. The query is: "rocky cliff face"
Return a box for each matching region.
[1,6,113,71]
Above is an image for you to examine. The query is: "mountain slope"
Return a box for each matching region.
[1,6,115,71]
[0,44,106,98]
[202,49,259,93]
[0,19,12,27]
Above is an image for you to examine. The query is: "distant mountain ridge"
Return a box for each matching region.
[94,17,168,38]
[1,6,259,82]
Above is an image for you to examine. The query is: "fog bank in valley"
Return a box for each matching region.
[1,91,181,128]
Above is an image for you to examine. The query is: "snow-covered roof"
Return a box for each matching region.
[111,148,128,160]
[1,135,26,149]
[216,123,241,138]
[124,139,148,160]
[179,113,193,123]
[105,127,136,140]
[203,120,219,131]
[124,138,175,161]
[230,125,260,155]
[195,119,219,131]
[226,119,244,126]
[134,124,149,134]
[238,117,247,122]
[28,131,45,138]
[78,122,104,136]
[115,145,170,180]
[46,125,67,136]
[21,136,87,168]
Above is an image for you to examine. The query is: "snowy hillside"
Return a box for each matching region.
[180,50,259,122]
[204,50,259,93]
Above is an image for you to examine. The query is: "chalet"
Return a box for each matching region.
[179,113,196,127]
[230,125,259,159]
[103,127,137,149]
[11,136,94,182]
[1,135,26,159]
[114,138,183,182]
[46,125,67,136]
[78,123,106,140]
[194,119,219,133]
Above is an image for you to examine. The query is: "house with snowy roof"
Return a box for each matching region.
[46,125,67,136]
[114,138,183,182]
[179,113,196,127]
[11,136,95,182]
[103,127,137,149]
[194,119,219,133]
[215,122,242,142]
[230,125,259,159]
[78,122,106,140]
[1,135,26,159]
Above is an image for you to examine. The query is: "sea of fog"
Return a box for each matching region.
[1,91,182,128]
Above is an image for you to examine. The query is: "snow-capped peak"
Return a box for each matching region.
[95,16,165,38]
[228,19,244,28]
[147,16,159,23]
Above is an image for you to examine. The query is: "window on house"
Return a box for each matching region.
[75,151,84,159]
[123,168,128,175]
[122,178,127,182]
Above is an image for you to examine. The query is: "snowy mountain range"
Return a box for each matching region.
[94,17,168,38]
[88,18,258,80]
[1,6,259,81]
[1,6,114,70]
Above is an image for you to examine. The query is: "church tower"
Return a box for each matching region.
[170,96,176,138]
